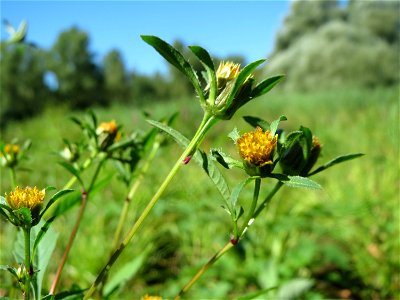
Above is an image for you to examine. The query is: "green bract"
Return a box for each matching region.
[141,35,284,120]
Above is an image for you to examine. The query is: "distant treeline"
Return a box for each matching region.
[266,0,399,91]
[1,0,399,126]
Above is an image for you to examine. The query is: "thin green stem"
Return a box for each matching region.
[238,177,261,239]
[84,114,217,299]
[10,168,17,188]
[50,157,105,295]
[23,227,31,300]
[253,181,283,218]
[112,139,161,250]
[175,241,234,300]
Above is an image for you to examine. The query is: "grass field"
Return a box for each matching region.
[1,86,399,299]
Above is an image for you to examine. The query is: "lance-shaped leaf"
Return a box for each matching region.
[243,116,270,131]
[283,175,321,189]
[270,115,287,136]
[147,119,231,206]
[211,148,244,170]
[189,45,217,100]
[32,216,56,259]
[308,153,365,176]
[225,59,266,108]
[230,177,257,218]
[250,75,285,99]
[141,35,204,103]
[40,189,74,218]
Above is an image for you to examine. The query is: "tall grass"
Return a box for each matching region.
[1,86,398,298]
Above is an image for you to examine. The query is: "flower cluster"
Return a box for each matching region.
[5,186,45,210]
[1,143,21,168]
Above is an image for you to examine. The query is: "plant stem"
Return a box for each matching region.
[175,180,283,298]
[50,158,105,295]
[112,138,161,250]
[84,114,217,299]
[253,181,283,218]
[23,227,31,300]
[238,177,261,239]
[175,241,234,300]
[10,168,17,188]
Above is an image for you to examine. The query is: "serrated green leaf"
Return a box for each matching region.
[284,175,322,189]
[141,35,204,103]
[308,153,365,176]
[250,75,284,99]
[242,116,270,131]
[40,189,74,218]
[270,115,287,136]
[228,127,241,143]
[189,45,217,100]
[147,119,231,205]
[230,177,256,215]
[211,149,243,170]
[225,59,266,108]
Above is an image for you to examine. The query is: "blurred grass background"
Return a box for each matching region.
[1,86,398,299]
[1,0,399,298]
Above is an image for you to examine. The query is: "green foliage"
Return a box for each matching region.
[269,0,399,91]
[48,27,107,109]
[103,49,129,104]
[0,43,50,127]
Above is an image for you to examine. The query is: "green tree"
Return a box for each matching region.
[48,27,106,109]
[274,0,342,52]
[267,0,399,91]
[0,43,49,127]
[103,49,129,104]
[348,0,400,44]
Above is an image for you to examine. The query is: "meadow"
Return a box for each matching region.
[1,86,399,299]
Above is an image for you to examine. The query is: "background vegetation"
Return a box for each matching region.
[1,0,399,299]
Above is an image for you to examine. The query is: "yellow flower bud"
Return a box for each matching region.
[237,127,277,167]
[5,186,45,210]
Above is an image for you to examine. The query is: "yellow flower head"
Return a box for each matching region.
[96,120,118,135]
[216,61,240,82]
[237,127,277,167]
[4,144,20,155]
[5,186,45,210]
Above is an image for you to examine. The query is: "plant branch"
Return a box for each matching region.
[50,157,105,295]
[175,241,234,300]
[84,114,217,299]
[23,227,31,300]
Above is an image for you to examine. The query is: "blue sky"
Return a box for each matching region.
[1,1,291,75]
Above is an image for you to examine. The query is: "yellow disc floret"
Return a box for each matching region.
[6,186,45,210]
[96,120,118,135]
[216,61,240,82]
[237,127,277,167]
